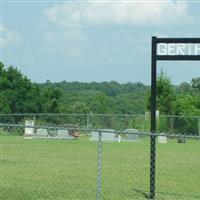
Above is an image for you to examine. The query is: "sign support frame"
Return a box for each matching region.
[150,36,200,200]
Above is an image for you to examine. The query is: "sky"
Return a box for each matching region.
[1,0,200,85]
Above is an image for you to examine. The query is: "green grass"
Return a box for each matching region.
[0,136,200,200]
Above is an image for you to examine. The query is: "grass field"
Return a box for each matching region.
[0,135,200,200]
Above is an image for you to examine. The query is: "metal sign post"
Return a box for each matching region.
[150,36,200,200]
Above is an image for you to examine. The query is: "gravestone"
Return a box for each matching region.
[158,136,167,144]
[127,134,138,140]
[124,129,139,141]
[102,130,115,141]
[57,129,74,139]
[90,129,116,141]
[91,132,99,141]
[24,120,34,139]
[48,129,57,137]
[35,128,48,138]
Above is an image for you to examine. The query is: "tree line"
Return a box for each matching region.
[1,62,200,134]
[1,62,200,116]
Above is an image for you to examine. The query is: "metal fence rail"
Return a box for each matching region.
[0,113,200,136]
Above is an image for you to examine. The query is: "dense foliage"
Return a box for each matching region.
[0,62,62,114]
[39,81,149,114]
[1,62,200,117]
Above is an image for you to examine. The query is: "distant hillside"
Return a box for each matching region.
[39,81,150,114]
[39,81,149,96]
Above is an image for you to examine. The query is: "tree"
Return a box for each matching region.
[40,86,63,113]
[179,82,192,94]
[173,94,200,134]
[191,77,200,93]
[0,62,42,113]
[147,71,176,115]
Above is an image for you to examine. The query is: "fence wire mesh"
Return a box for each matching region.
[0,125,98,200]
[0,114,200,200]
[156,136,200,200]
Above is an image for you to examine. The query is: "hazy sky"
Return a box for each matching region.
[1,0,200,84]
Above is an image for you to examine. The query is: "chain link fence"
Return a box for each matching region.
[0,114,200,200]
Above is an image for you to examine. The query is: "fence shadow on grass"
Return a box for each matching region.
[133,189,149,199]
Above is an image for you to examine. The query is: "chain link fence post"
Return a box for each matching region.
[96,130,102,200]
[150,133,156,200]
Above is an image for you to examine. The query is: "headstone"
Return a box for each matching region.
[90,129,116,141]
[57,129,74,139]
[124,129,139,141]
[35,128,48,138]
[24,120,34,139]
[158,136,167,144]
[102,130,115,141]
[91,132,99,141]
[127,134,138,140]
[48,129,57,137]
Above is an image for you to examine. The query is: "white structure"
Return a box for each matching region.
[57,129,74,139]
[90,129,116,141]
[156,110,160,117]
[24,120,34,139]
[117,135,121,143]
[158,136,167,144]
[35,128,48,138]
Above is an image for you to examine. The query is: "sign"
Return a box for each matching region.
[158,43,200,56]
[150,36,200,200]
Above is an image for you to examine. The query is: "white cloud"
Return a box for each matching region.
[0,24,21,47]
[43,0,191,27]
[41,0,192,59]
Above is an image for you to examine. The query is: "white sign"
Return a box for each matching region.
[157,43,200,56]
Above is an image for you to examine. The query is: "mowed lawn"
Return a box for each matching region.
[0,135,200,200]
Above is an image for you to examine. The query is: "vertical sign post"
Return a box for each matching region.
[150,36,157,200]
[150,36,200,199]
